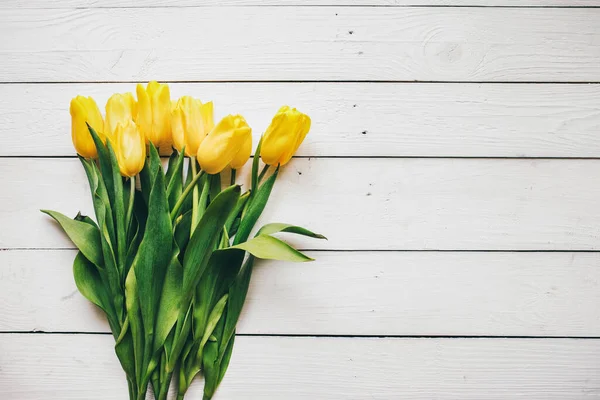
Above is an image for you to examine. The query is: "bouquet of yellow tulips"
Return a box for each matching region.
[42,81,324,400]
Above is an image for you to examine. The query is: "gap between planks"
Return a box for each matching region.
[1,332,599,339]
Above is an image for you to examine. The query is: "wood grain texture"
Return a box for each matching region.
[3,83,600,157]
[2,0,600,8]
[1,334,599,399]
[6,158,600,250]
[2,8,599,82]
[2,250,599,336]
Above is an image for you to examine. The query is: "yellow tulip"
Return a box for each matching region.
[229,133,252,169]
[136,81,172,148]
[261,106,311,166]
[112,120,146,177]
[70,95,105,159]
[171,96,215,157]
[197,115,252,174]
[104,92,136,140]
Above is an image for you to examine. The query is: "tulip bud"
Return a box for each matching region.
[113,120,146,177]
[171,96,215,157]
[70,96,105,159]
[136,81,172,148]
[197,114,252,174]
[104,92,136,140]
[261,106,311,166]
[229,133,252,170]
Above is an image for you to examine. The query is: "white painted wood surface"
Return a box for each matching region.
[2,0,600,8]
[2,8,600,82]
[3,83,600,157]
[2,334,600,399]
[4,158,600,250]
[1,1,600,399]
[2,250,600,336]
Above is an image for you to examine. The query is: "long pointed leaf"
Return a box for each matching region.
[251,136,263,192]
[154,248,183,354]
[41,210,103,266]
[257,223,327,239]
[230,235,313,262]
[234,167,278,245]
[182,185,241,300]
[132,166,172,346]
[72,251,111,317]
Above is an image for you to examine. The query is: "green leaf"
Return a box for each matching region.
[202,316,225,400]
[72,251,110,315]
[234,167,278,245]
[220,256,254,362]
[218,333,235,385]
[224,192,250,235]
[114,318,136,382]
[41,210,103,267]
[182,185,241,301]
[167,301,193,372]
[105,140,126,274]
[196,173,210,222]
[174,210,192,254]
[82,159,116,247]
[87,124,115,206]
[257,223,327,240]
[124,267,145,387]
[154,249,183,354]
[132,166,173,346]
[200,294,228,349]
[166,150,185,210]
[230,235,313,262]
[75,212,98,229]
[139,143,161,206]
[251,136,263,192]
[180,158,195,216]
[165,150,180,185]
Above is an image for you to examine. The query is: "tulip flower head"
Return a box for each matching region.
[105,92,137,140]
[70,95,105,159]
[197,114,252,174]
[230,133,252,170]
[171,96,215,157]
[113,120,146,177]
[261,106,311,166]
[136,81,172,148]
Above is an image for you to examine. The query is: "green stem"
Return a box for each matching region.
[190,157,200,234]
[170,169,205,221]
[258,164,269,183]
[157,370,173,400]
[127,377,137,400]
[177,368,189,400]
[125,176,135,237]
[230,168,236,186]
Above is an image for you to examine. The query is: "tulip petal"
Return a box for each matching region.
[136,83,153,143]
[230,133,252,169]
[70,96,104,158]
[171,107,186,153]
[197,115,251,174]
[152,84,171,147]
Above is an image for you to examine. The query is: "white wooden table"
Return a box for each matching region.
[1,1,600,399]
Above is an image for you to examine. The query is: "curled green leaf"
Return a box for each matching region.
[229,234,313,262]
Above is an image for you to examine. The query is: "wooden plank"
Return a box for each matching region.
[3,83,600,157]
[1,8,599,82]
[5,158,600,250]
[2,1,600,8]
[2,250,599,336]
[1,334,599,399]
